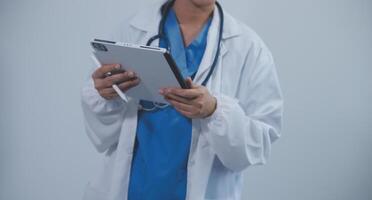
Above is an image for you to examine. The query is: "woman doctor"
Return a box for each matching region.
[81,0,283,199]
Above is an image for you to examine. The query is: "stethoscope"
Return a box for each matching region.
[139,0,224,111]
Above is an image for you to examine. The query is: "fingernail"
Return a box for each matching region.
[115,64,120,69]
[128,72,134,77]
[159,89,164,94]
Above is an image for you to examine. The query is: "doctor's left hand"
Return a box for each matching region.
[160,77,217,119]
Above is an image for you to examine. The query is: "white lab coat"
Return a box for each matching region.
[81,1,283,200]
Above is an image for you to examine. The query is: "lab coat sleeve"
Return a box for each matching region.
[80,21,135,153]
[200,44,283,172]
[80,73,128,153]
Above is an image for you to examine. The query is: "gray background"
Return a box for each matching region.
[0,0,371,199]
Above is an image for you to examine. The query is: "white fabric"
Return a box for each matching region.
[80,1,283,200]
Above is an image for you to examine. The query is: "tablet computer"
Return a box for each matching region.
[91,39,189,104]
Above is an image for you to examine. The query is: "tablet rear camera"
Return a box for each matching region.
[92,42,108,52]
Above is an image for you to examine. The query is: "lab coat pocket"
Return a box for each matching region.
[82,182,109,200]
[204,156,241,200]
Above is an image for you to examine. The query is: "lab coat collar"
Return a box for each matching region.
[128,1,242,41]
[128,1,241,85]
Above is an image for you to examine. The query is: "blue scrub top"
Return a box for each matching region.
[128,8,212,200]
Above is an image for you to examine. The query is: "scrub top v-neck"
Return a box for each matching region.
[128,8,212,200]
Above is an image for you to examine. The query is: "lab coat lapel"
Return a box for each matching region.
[128,2,242,86]
[194,9,242,85]
[128,1,164,45]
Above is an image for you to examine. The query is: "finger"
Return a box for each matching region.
[185,77,197,89]
[105,93,119,99]
[100,87,116,95]
[104,71,136,85]
[164,93,192,105]
[165,97,195,112]
[103,93,119,100]
[166,98,201,118]
[92,64,120,79]
[172,105,195,118]
[99,88,116,99]
[165,88,202,99]
[94,78,107,91]
[117,78,140,92]
[99,89,118,100]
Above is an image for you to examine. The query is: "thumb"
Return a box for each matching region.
[185,77,196,88]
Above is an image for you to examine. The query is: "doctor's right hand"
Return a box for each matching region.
[92,64,140,100]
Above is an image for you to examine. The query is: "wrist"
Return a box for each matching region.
[204,96,217,118]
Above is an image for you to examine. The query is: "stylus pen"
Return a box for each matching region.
[91,55,129,103]
[112,84,128,102]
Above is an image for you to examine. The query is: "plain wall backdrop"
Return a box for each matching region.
[1,0,371,199]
